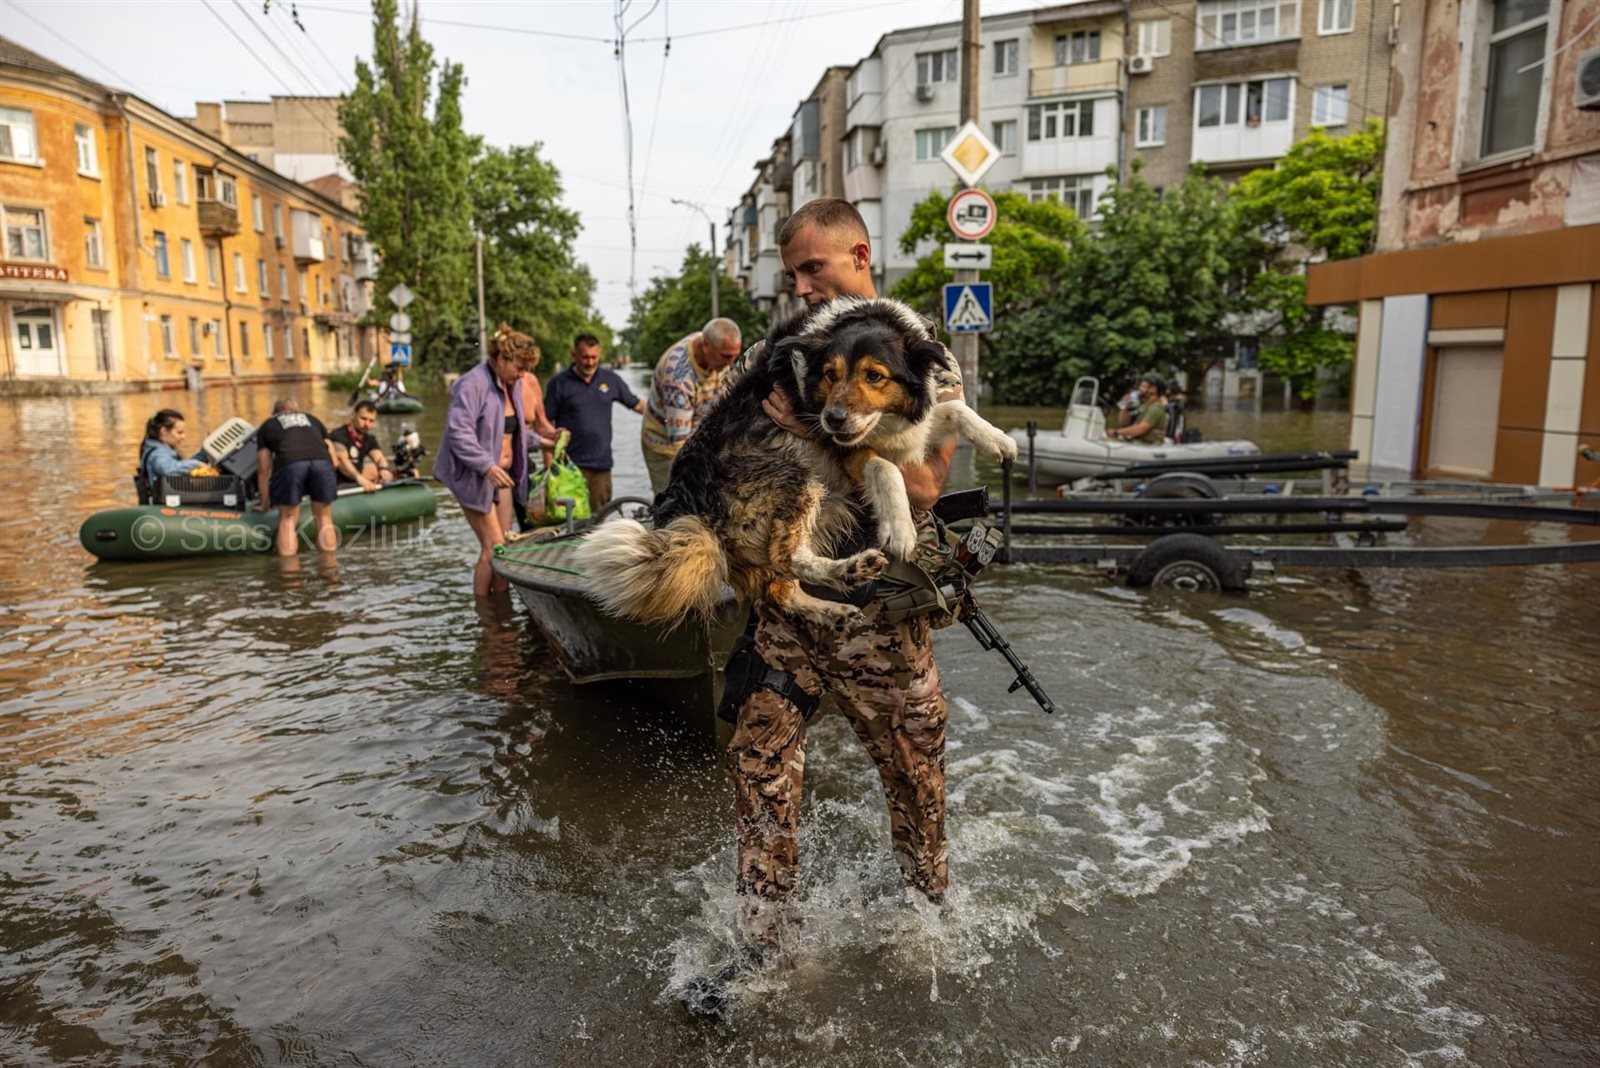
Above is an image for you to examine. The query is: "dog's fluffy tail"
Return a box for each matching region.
[579,517,729,624]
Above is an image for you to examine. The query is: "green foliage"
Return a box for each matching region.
[339,0,477,368]
[469,144,608,370]
[1230,118,1384,400]
[621,245,767,367]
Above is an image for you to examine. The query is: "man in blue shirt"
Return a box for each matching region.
[543,333,644,509]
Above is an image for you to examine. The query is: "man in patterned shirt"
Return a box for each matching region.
[639,318,743,494]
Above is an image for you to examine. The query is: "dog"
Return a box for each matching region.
[579,296,1018,626]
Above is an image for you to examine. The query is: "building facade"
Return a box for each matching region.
[0,37,376,394]
[1307,0,1600,486]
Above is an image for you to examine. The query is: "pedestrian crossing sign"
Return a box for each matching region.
[943,282,993,334]
[389,342,412,366]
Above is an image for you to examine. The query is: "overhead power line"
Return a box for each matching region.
[2,0,143,91]
[295,1,614,43]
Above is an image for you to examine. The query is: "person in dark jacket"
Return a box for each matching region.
[255,398,339,556]
[138,409,205,494]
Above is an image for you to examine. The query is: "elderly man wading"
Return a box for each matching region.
[639,318,742,494]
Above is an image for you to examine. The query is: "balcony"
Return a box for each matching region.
[290,209,325,264]
[1028,58,1120,97]
[197,198,240,237]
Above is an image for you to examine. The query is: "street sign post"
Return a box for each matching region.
[938,120,1000,188]
[389,342,412,366]
[387,283,414,309]
[943,282,993,334]
[389,311,411,333]
[944,243,992,270]
[946,188,997,241]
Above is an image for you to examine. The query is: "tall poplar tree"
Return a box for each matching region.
[340,0,476,368]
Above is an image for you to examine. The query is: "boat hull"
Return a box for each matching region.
[1010,429,1261,480]
[375,395,425,414]
[79,482,438,560]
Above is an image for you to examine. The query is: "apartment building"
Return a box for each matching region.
[729,0,1392,299]
[0,36,376,393]
[188,95,348,185]
[1307,0,1600,486]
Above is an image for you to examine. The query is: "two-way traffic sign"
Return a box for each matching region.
[944,243,993,270]
[943,282,993,334]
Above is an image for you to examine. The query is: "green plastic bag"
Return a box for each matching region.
[534,433,590,523]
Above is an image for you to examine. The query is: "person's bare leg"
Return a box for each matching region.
[491,490,515,594]
[311,501,337,552]
[275,504,300,557]
[463,506,506,597]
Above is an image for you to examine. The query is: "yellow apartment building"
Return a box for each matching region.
[0,36,379,394]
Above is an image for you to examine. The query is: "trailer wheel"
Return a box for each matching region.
[595,496,654,524]
[1129,474,1220,528]
[1127,533,1246,593]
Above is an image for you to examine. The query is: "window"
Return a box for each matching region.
[915,126,957,161]
[993,39,1019,76]
[84,217,105,267]
[233,251,246,293]
[258,258,269,295]
[1196,77,1293,127]
[279,264,289,300]
[173,160,189,205]
[1054,31,1101,65]
[1312,84,1349,126]
[4,206,47,260]
[160,315,176,358]
[188,317,201,355]
[1136,105,1168,146]
[211,319,224,359]
[206,243,220,286]
[0,107,38,163]
[1480,0,1551,158]
[144,147,161,199]
[239,320,250,357]
[74,124,99,176]
[992,119,1018,154]
[298,269,308,304]
[1135,18,1173,56]
[273,204,284,239]
[180,238,196,283]
[1197,0,1300,47]
[1027,175,1096,218]
[315,273,324,306]
[297,327,306,362]
[916,48,958,86]
[153,231,170,278]
[252,195,264,232]
[264,323,274,360]
[219,174,237,207]
[1318,0,1353,34]
[1026,99,1096,141]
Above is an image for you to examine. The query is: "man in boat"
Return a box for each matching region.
[329,400,393,492]
[542,333,645,511]
[1108,374,1170,445]
[255,398,340,556]
[721,198,961,942]
[640,318,743,494]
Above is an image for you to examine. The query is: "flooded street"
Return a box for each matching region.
[2,380,1596,1066]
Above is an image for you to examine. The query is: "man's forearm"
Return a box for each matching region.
[902,436,957,511]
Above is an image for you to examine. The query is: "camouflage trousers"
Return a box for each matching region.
[728,598,949,907]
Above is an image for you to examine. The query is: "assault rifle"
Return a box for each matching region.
[956,583,1058,715]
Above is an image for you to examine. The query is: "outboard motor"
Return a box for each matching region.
[392,423,427,479]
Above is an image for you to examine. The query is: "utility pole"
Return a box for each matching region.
[670,197,719,320]
[474,228,487,359]
[955,0,982,401]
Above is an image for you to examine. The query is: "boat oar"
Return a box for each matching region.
[347,353,380,408]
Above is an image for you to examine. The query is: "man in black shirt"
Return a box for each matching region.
[256,398,339,555]
[328,400,392,490]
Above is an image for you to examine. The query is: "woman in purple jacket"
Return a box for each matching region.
[436,325,541,596]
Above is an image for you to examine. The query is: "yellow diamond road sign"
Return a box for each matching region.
[940,121,1000,187]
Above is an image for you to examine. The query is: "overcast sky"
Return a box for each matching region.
[4,0,1042,330]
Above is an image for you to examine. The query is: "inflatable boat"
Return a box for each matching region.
[375,393,424,414]
[1009,376,1260,481]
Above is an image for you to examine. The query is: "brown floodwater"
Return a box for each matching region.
[1,378,1596,1065]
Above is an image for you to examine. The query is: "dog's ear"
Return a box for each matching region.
[768,335,826,401]
[906,337,953,375]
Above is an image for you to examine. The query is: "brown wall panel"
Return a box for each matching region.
[1429,291,1508,330]
[1499,288,1557,432]
[1491,427,1543,484]
[1583,299,1600,438]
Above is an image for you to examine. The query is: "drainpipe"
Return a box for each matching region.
[1118,0,1131,184]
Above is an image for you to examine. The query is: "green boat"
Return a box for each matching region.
[80,481,438,561]
[375,394,425,414]
[492,519,746,731]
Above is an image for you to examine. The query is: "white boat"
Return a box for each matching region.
[1008,377,1260,481]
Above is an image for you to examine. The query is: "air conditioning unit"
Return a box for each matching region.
[1128,54,1155,75]
[1577,44,1600,110]
[915,83,936,102]
[870,143,887,166]
[147,189,166,208]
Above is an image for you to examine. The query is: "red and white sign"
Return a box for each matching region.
[946,188,997,241]
[1,263,68,283]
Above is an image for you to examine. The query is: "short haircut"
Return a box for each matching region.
[701,318,741,349]
[353,399,378,416]
[777,197,869,248]
[272,397,298,414]
[573,332,601,352]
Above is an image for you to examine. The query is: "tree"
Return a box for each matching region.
[340,0,477,368]
[1230,118,1384,401]
[620,246,766,366]
[469,144,608,369]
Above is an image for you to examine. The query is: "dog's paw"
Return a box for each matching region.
[801,600,858,626]
[879,519,919,561]
[977,428,1019,463]
[844,549,888,584]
